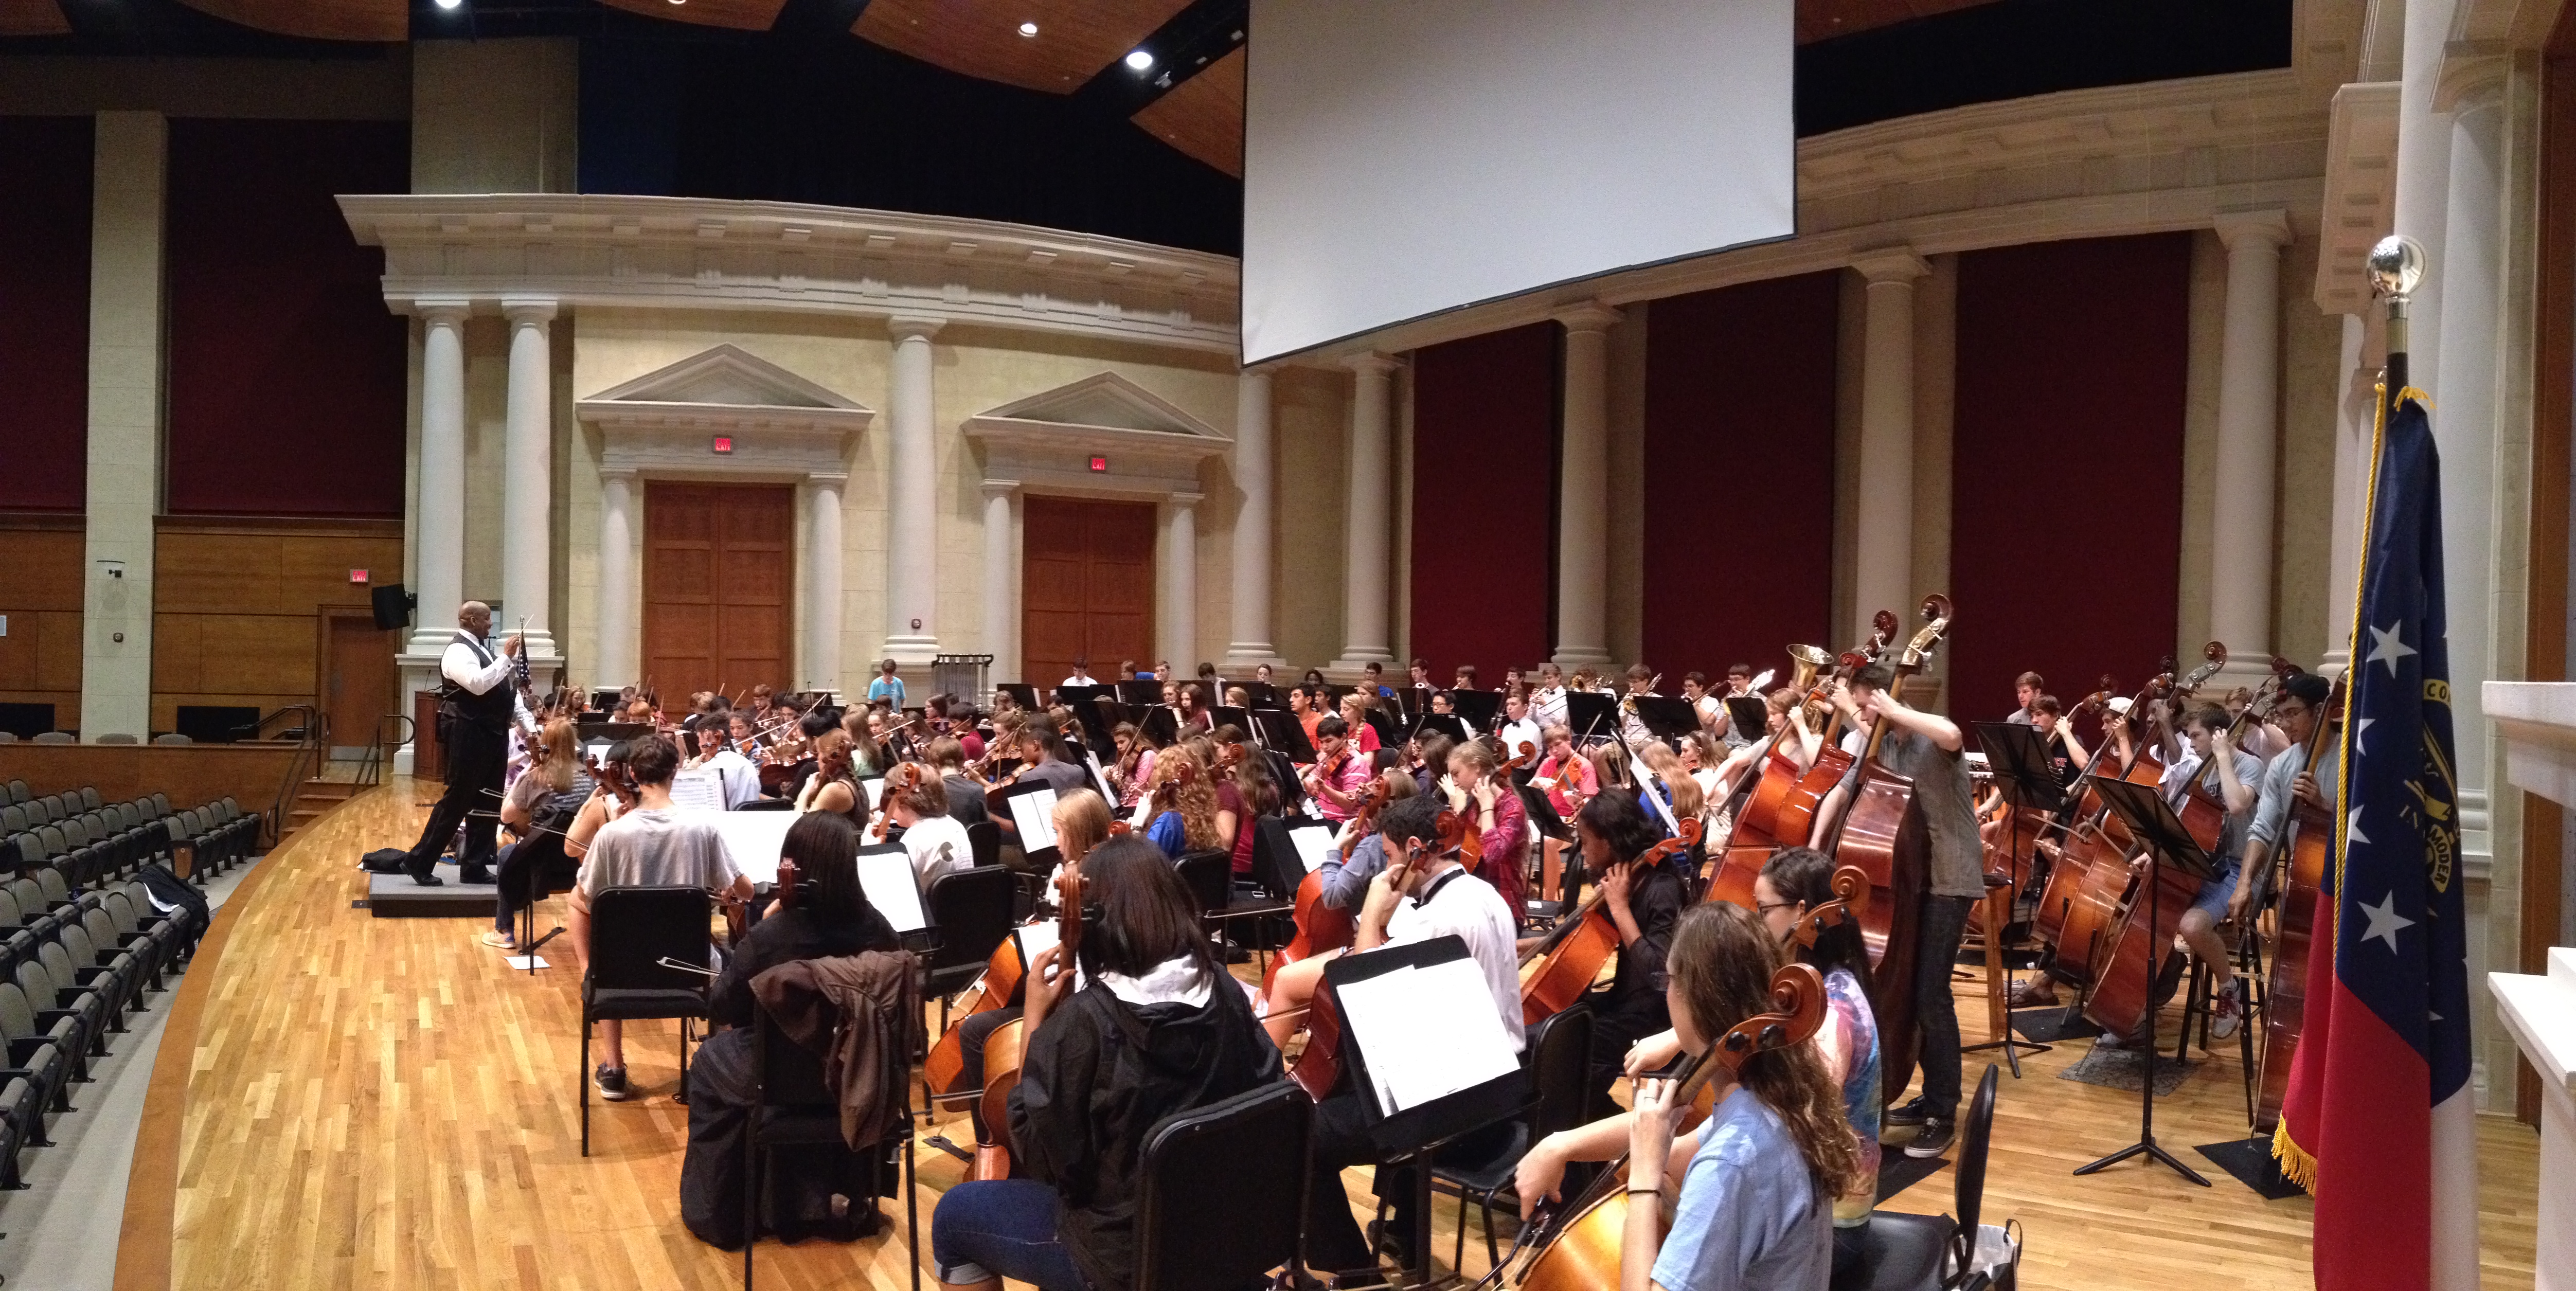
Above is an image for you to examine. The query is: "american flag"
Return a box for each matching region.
[2274,391,2478,1290]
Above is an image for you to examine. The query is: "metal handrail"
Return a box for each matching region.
[263,708,330,848]
[356,713,414,788]
[238,703,317,744]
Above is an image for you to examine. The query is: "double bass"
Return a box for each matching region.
[968,856,1086,1180]
[1703,620,1891,907]
[1518,820,1702,1026]
[2256,672,2344,1133]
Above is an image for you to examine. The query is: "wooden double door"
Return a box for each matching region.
[1023,496,1154,687]
[642,482,795,701]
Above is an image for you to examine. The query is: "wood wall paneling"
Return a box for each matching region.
[1132,46,1245,176]
[641,483,795,701]
[149,521,404,736]
[0,742,299,813]
[854,0,1194,95]
[1021,496,1155,686]
[0,523,86,731]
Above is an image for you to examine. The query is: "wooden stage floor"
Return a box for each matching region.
[111,781,2542,1290]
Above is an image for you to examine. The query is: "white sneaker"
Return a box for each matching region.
[2209,981,2242,1040]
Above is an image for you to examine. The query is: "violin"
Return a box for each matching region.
[973,853,1086,1180]
[1510,962,1829,1289]
[1518,819,1702,1026]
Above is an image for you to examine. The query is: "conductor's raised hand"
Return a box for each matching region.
[502,634,524,658]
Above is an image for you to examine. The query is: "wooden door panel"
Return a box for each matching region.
[1020,496,1155,687]
[643,483,797,698]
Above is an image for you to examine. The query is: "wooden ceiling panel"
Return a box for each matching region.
[854,0,1195,95]
[1132,44,1242,177]
[596,0,787,32]
[1795,0,2001,44]
[0,0,70,37]
[168,0,406,41]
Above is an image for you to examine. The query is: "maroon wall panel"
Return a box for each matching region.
[1643,273,1840,680]
[0,118,94,512]
[166,119,410,517]
[1409,323,1557,680]
[1951,234,2191,722]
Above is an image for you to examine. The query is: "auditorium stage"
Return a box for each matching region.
[109,781,2544,1291]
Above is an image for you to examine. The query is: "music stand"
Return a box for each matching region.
[1627,695,1701,745]
[1055,683,1110,711]
[998,683,1040,711]
[1250,709,1318,764]
[996,777,1070,873]
[2076,777,2216,1188]
[1136,706,1179,748]
[1243,680,1283,710]
[1362,705,1400,751]
[1210,704,1254,736]
[1116,680,1164,707]
[1724,696,1770,742]
[1446,689,1502,731]
[1966,721,2067,1075]
[1563,693,1619,747]
[1409,712,1470,745]
[1320,935,1529,1287]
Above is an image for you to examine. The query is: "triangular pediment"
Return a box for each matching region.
[583,344,865,412]
[973,371,1221,438]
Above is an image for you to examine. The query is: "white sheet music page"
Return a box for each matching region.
[668,768,725,813]
[1331,955,1519,1114]
[862,777,886,810]
[1287,823,1336,873]
[1010,787,1060,852]
[854,844,927,932]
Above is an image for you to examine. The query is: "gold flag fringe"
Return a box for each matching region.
[2270,1120,2318,1194]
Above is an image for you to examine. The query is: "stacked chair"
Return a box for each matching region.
[0,780,229,1191]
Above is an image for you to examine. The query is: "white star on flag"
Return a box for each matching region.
[2347,806,2368,847]
[2359,890,2414,952]
[2352,716,2374,757]
[2366,622,2417,677]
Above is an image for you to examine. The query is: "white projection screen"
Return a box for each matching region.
[1240,0,1796,366]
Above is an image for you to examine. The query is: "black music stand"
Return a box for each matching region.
[1724,695,1770,742]
[998,683,1040,711]
[2077,777,2216,1188]
[1407,712,1470,745]
[1966,721,2066,1075]
[1250,709,1318,764]
[1320,935,1530,1288]
[1211,704,1254,736]
[1628,695,1701,745]
[1243,680,1284,709]
[1362,705,1400,751]
[1446,689,1502,732]
[1055,683,1110,711]
[1116,680,1164,707]
[1564,692,1619,747]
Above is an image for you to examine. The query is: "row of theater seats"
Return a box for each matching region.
[0,780,234,1192]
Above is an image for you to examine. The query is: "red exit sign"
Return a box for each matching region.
[349,569,369,584]
[712,435,735,454]
[1088,455,1108,473]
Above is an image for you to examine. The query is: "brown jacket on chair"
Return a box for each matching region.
[750,951,920,1149]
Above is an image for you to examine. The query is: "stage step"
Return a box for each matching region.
[365,859,497,918]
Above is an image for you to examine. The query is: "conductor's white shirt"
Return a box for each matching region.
[443,634,513,696]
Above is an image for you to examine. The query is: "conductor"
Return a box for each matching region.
[399,601,521,887]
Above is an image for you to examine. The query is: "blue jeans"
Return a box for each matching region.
[931,1179,1088,1291]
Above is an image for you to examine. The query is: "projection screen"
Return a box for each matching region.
[1240,0,1796,366]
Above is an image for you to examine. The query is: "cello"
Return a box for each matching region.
[1518,820,1702,1026]
[2256,672,2343,1133]
[1820,593,1951,1110]
[2079,669,2241,1039]
[969,854,1085,1181]
[1261,779,1389,995]
[1283,808,1476,1100]
[1507,961,1829,1291]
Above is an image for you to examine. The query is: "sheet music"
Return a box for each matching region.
[861,776,885,810]
[668,768,724,813]
[854,843,928,932]
[1331,957,1520,1114]
[1013,919,1085,989]
[696,810,799,885]
[1010,786,1061,853]
[1630,752,1681,835]
[1287,822,1336,873]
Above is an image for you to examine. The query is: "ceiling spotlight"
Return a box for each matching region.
[432,0,461,10]
[1017,20,1037,35]
[1124,49,1154,71]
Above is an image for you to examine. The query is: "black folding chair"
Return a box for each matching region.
[920,866,1017,1012]
[1427,1005,1595,1270]
[1135,1081,1313,1291]
[1858,1063,2003,1289]
[743,977,920,1291]
[580,886,714,1156]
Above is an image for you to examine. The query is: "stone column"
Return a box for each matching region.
[409,302,471,657]
[1167,492,1201,670]
[1552,303,1622,669]
[2207,211,2291,688]
[1224,369,1283,668]
[2435,70,2506,873]
[803,473,846,695]
[78,111,167,742]
[1851,249,1929,632]
[883,316,943,665]
[595,468,639,685]
[2390,0,2455,400]
[500,297,558,659]
[1329,354,1399,673]
[981,480,1019,684]
[2322,313,2378,676]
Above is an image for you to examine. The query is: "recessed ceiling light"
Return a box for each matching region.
[433,0,461,10]
[1017,21,1037,35]
[1124,49,1154,71]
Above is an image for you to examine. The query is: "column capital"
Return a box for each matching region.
[1168,491,1204,509]
[500,296,558,325]
[2434,41,2510,114]
[2213,208,2292,252]
[1341,351,1401,377]
[1851,248,1930,285]
[598,465,640,482]
[980,477,1021,499]
[1549,301,1624,333]
[412,298,472,326]
[806,470,850,487]
[888,314,945,342]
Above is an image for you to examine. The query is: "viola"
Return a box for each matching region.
[975,856,1086,1179]
[1511,963,1828,1291]
[875,762,927,842]
[1518,820,1701,1026]
[2257,672,2343,1133]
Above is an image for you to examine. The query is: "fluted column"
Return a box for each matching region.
[1224,369,1282,667]
[1166,492,1202,669]
[500,297,558,659]
[409,300,471,657]
[1552,303,1621,668]
[1329,354,1399,672]
[2391,0,2454,401]
[596,468,638,685]
[883,316,942,665]
[1852,249,1928,632]
[2207,211,2291,687]
[803,473,846,694]
[2322,313,2378,676]
[2435,68,2506,873]
[981,480,1018,684]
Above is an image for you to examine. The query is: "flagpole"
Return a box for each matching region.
[2367,234,2426,416]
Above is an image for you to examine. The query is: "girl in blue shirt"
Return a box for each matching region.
[1515,902,1861,1291]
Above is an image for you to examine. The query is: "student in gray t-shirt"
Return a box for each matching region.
[569,736,751,1102]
